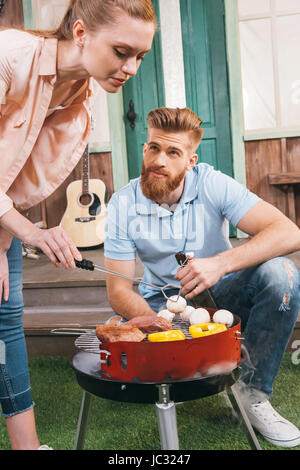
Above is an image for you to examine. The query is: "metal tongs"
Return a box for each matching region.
[75,258,182,302]
[175,251,218,309]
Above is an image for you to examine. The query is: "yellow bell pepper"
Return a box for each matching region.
[148,330,186,342]
[189,323,227,338]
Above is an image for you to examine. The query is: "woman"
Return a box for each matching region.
[0,0,156,450]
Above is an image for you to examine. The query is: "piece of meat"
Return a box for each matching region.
[96,324,146,343]
[125,315,172,333]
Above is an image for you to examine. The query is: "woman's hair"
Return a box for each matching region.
[147,107,204,149]
[29,0,156,39]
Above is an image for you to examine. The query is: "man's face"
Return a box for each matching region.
[140,128,197,203]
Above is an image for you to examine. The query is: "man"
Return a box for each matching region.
[104,107,300,447]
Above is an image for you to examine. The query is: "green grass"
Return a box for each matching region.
[0,353,299,450]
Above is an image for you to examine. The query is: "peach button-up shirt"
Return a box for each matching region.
[0,29,96,217]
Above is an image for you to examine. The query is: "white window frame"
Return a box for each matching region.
[238,0,300,141]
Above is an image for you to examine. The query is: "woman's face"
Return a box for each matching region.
[77,11,155,92]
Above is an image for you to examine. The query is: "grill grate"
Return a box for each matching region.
[75,316,193,354]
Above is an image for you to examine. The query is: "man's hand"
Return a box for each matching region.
[0,249,9,305]
[174,256,225,299]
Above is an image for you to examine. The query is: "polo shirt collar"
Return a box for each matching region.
[136,167,198,217]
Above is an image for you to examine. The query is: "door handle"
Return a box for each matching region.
[126,100,136,130]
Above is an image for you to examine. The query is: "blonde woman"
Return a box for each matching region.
[0,0,156,450]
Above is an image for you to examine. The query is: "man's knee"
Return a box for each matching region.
[256,257,300,310]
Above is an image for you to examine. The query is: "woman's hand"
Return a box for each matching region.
[0,249,9,305]
[174,256,226,300]
[0,208,82,270]
[25,225,82,269]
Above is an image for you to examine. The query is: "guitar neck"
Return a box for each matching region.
[82,145,89,194]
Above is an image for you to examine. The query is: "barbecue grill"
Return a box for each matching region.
[65,313,262,450]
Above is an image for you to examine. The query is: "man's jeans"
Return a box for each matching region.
[0,238,34,417]
[146,257,300,398]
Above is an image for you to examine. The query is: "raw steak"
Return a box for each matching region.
[96,324,146,343]
[125,315,172,333]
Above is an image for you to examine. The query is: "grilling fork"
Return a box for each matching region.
[75,258,182,302]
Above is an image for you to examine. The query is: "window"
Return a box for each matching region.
[238,0,300,136]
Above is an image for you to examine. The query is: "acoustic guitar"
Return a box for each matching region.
[60,145,106,248]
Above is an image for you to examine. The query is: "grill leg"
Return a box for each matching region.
[225,386,262,450]
[155,401,179,450]
[74,391,93,450]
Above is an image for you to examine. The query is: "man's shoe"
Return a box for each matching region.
[232,381,300,448]
[37,445,53,450]
[243,400,300,448]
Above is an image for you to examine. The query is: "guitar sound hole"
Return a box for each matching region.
[89,194,101,216]
[79,193,93,206]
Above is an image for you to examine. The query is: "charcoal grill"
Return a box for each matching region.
[69,314,262,450]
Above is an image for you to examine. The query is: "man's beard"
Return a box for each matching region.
[140,162,187,203]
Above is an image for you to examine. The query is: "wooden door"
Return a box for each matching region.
[180,0,233,177]
[122,0,165,180]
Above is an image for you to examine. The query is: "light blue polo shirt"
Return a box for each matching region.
[104,163,261,299]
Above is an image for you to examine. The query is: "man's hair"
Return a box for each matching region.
[147,107,203,150]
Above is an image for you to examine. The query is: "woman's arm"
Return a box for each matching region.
[0,207,82,269]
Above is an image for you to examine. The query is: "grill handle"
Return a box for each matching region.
[75,259,95,271]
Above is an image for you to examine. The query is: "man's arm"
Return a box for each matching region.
[175,200,300,299]
[105,257,157,320]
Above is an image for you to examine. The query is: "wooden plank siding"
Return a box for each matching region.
[25,152,114,228]
[0,0,24,28]
[245,137,300,227]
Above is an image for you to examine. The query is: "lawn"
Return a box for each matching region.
[0,353,299,450]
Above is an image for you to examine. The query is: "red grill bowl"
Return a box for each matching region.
[99,310,241,382]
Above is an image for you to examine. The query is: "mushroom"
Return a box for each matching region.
[166,295,187,313]
[189,308,211,325]
[180,306,195,322]
[212,309,234,327]
[157,309,175,322]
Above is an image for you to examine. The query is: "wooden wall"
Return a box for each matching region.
[0,0,24,27]
[245,137,300,227]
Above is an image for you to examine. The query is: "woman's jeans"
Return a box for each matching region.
[0,238,34,418]
[146,257,300,399]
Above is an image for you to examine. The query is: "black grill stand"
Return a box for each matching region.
[71,351,261,450]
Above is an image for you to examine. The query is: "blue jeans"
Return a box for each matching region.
[0,238,34,418]
[146,257,300,398]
